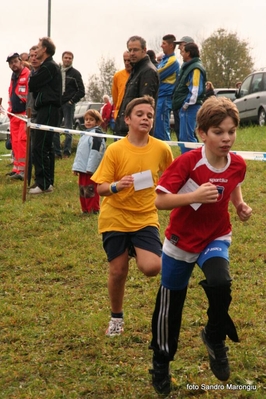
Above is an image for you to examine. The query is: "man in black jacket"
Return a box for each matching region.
[28,36,61,194]
[54,51,85,158]
[115,36,159,136]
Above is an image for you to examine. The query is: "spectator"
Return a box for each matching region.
[154,34,180,141]
[91,95,173,337]
[172,42,206,153]
[100,94,112,132]
[114,35,159,137]
[28,37,61,194]
[149,96,252,396]
[205,81,215,99]
[156,53,164,63]
[172,36,195,140]
[20,52,31,69]
[72,109,106,214]
[112,51,132,121]
[235,81,242,89]
[147,50,158,67]
[54,51,85,159]
[6,52,30,181]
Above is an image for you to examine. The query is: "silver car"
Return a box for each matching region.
[234,70,266,126]
[0,114,10,140]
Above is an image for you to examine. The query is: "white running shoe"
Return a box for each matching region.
[105,317,124,337]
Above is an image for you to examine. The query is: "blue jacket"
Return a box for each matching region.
[72,127,106,174]
[157,53,180,97]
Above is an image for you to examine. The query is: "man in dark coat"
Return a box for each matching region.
[115,36,159,136]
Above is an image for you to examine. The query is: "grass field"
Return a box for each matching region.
[0,126,265,398]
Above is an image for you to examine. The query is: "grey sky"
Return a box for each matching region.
[1,0,265,108]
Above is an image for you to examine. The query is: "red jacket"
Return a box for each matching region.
[8,66,30,114]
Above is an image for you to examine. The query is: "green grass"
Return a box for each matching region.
[0,126,265,398]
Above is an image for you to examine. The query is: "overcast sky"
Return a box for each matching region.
[1,0,266,108]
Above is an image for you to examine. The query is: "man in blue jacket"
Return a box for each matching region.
[154,34,179,141]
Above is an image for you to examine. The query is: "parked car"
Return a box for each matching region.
[234,70,266,126]
[214,88,237,101]
[73,101,103,131]
[0,114,10,140]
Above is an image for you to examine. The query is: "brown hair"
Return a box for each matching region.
[196,96,239,133]
[125,95,155,118]
[62,51,74,59]
[84,109,103,124]
[39,37,56,56]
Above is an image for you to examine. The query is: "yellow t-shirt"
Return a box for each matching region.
[91,136,173,233]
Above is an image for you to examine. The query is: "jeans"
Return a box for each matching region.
[179,104,201,153]
[53,102,75,156]
[154,96,172,141]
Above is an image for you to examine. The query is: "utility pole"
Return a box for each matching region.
[47,0,51,37]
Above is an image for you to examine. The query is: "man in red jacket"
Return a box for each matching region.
[6,52,30,181]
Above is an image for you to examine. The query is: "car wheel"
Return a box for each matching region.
[258,108,266,126]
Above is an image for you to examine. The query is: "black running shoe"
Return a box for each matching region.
[149,360,171,396]
[201,328,230,381]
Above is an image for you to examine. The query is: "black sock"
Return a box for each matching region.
[111,312,123,319]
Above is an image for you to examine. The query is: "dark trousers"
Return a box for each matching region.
[54,102,75,156]
[32,105,59,190]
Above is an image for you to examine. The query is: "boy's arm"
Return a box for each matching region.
[97,175,134,197]
[155,182,219,210]
[230,185,252,222]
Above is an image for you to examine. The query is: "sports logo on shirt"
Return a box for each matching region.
[217,185,224,202]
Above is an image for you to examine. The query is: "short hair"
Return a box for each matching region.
[127,35,146,49]
[196,96,239,133]
[84,109,103,124]
[162,34,176,49]
[20,52,29,61]
[184,42,200,58]
[62,51,74,59]
[29,45,38,52]
[103,94,110,101]
[125,95,155,118]
[39,37,56,56]
[146,50,156,61]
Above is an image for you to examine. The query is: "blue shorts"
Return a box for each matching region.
[162,240,230,290]
[102,226,162,262]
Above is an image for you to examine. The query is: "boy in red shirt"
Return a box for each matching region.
[149,96,252,396]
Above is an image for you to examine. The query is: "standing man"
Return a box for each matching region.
[28,37,62,194]
[172,42,206,153]
[172,36,194,139]
[154,34,179,141]
[91,96,173,336]
[111,51,132,121]
[6,52,30,181]
[53,51,85,159]
[114,36,159,137]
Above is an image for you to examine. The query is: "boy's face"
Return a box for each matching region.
[198,116,237,158]
[125,103,154,134]
[84,115,97,129]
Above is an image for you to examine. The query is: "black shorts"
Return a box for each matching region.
[102,226,162,262]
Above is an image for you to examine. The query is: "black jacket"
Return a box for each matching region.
[29,56,62,109]
[115,55,159,136]
[62,66,85,104]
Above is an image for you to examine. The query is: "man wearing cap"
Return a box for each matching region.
[154,34,180,141]
[171,36,194,140]
[28,37,61,194]
[172,42,206,153]
[6,52,30,180]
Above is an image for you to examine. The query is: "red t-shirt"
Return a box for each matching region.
[156,147,246,253]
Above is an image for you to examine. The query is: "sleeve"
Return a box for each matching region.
[72,71,85,103]
[87,138,106,174]
[29,64,57,92]
[158,57,179,82]
[91,145,116,183]
[139,69,159,98]
[183,69,205,107]
[156,155,190,194]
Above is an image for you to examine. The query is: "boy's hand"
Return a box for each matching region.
[194,183,219,203]
[237,202,252,222]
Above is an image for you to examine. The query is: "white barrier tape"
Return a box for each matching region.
[0,131,10,135]
[1,117,265,162]
[30,122,123,140]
